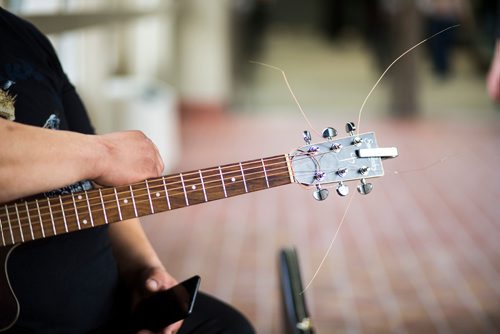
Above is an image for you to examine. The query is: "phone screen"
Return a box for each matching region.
[132,275,201,331]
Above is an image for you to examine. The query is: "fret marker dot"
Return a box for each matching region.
[77,195,83,200]
[83,219,88,225]
[231,177,236,182]
[124,199,128,204]
[191,185,197,190]
[156,192,160,197]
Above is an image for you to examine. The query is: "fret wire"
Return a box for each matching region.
[47,198,57,236]
[84,190,95,227]
[218,166,228,198]
[199,170,208,202]
[2,166,294,235]
[3,163,291,226]
[59,196,69,233]
[14,203,24,243]
[24,201,35,240]
[239,162,249,193]
[119,155,286,187]
[179,173,189,206]
[99,189,109,224]
[114,188,123,221]
[0,158,293,234]
[0,217,5,246]
[35,199,46,238]
[129,185,139,217]
[71,193,81,230]
[145,179,154,213]
[261,158,270,188]
[22,163,291,221]
[5,205,14,244]
[45,158,288,212]
[162,176,171,210]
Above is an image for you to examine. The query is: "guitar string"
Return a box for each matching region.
[0,165,294,239]
[0,144,357,221]
[0,172,290,244]
[249,61,320,137]
[356,24,460,135]
[0,139,371,240]
[6,146,356,226]
[0,156,289,216]
[300,24,462,293]
[0,157,288,217]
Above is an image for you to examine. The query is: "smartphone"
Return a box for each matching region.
[132,275,201,332]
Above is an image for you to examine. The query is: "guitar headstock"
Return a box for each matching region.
[289,123,398,200]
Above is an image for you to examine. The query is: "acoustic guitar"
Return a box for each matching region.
[0,125,397,331]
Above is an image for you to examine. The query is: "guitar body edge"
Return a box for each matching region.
[0,245,20,332]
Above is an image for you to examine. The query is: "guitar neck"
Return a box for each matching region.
[0,155,293,247]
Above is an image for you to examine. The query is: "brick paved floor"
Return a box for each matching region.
[142,114,500,334]
[143,27,500,333]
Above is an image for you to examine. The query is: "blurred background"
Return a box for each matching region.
[3,0,499,333]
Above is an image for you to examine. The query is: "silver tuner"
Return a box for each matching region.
[322,127,337,140]
[303,130,312,144]
[358,166,370,176]
[330,142,342,152]
[313,185,329,201]
[336,182,349,196]
[357,179,373,195]
[314,171,326,182]
[336,167,348,178]
[345,122,356,136]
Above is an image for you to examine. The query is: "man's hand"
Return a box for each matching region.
[94,130,164,186]
[0,122,164,203]
[135,267,184,334]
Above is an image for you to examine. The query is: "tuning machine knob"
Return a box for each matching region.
[357,179,373,195]
[303,130,312,144]
[336,182,349,196]
[322,127,337,140]
[345,122,356,136]
[313,185,329,201]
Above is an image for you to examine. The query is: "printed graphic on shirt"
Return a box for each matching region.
[0,80,16,121]
[40,114,94,196]
[43,113,60,130]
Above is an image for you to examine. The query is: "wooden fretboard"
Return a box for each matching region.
[0,155,293,247]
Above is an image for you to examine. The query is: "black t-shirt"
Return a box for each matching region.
[0,8,119,333]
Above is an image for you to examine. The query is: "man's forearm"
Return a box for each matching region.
[0,119,104,203]
[0,119,164,203]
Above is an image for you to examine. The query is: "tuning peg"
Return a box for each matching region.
[314,171,326,182]
[330,142,342,152]
[345,122,356,136]
[336,182,349,196]
[336,167,348,178]
[313,185,329,201]
[357,179,373,195]
[303,130,312,144]
[322,127,337,140]
[358,166,370,176]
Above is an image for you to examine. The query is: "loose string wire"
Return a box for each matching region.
[301,24,461,292]
[249,61,321,137]
[356,24,460,135]
[301,191,355,293]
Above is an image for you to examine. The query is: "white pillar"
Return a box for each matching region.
[175,0,231,118]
